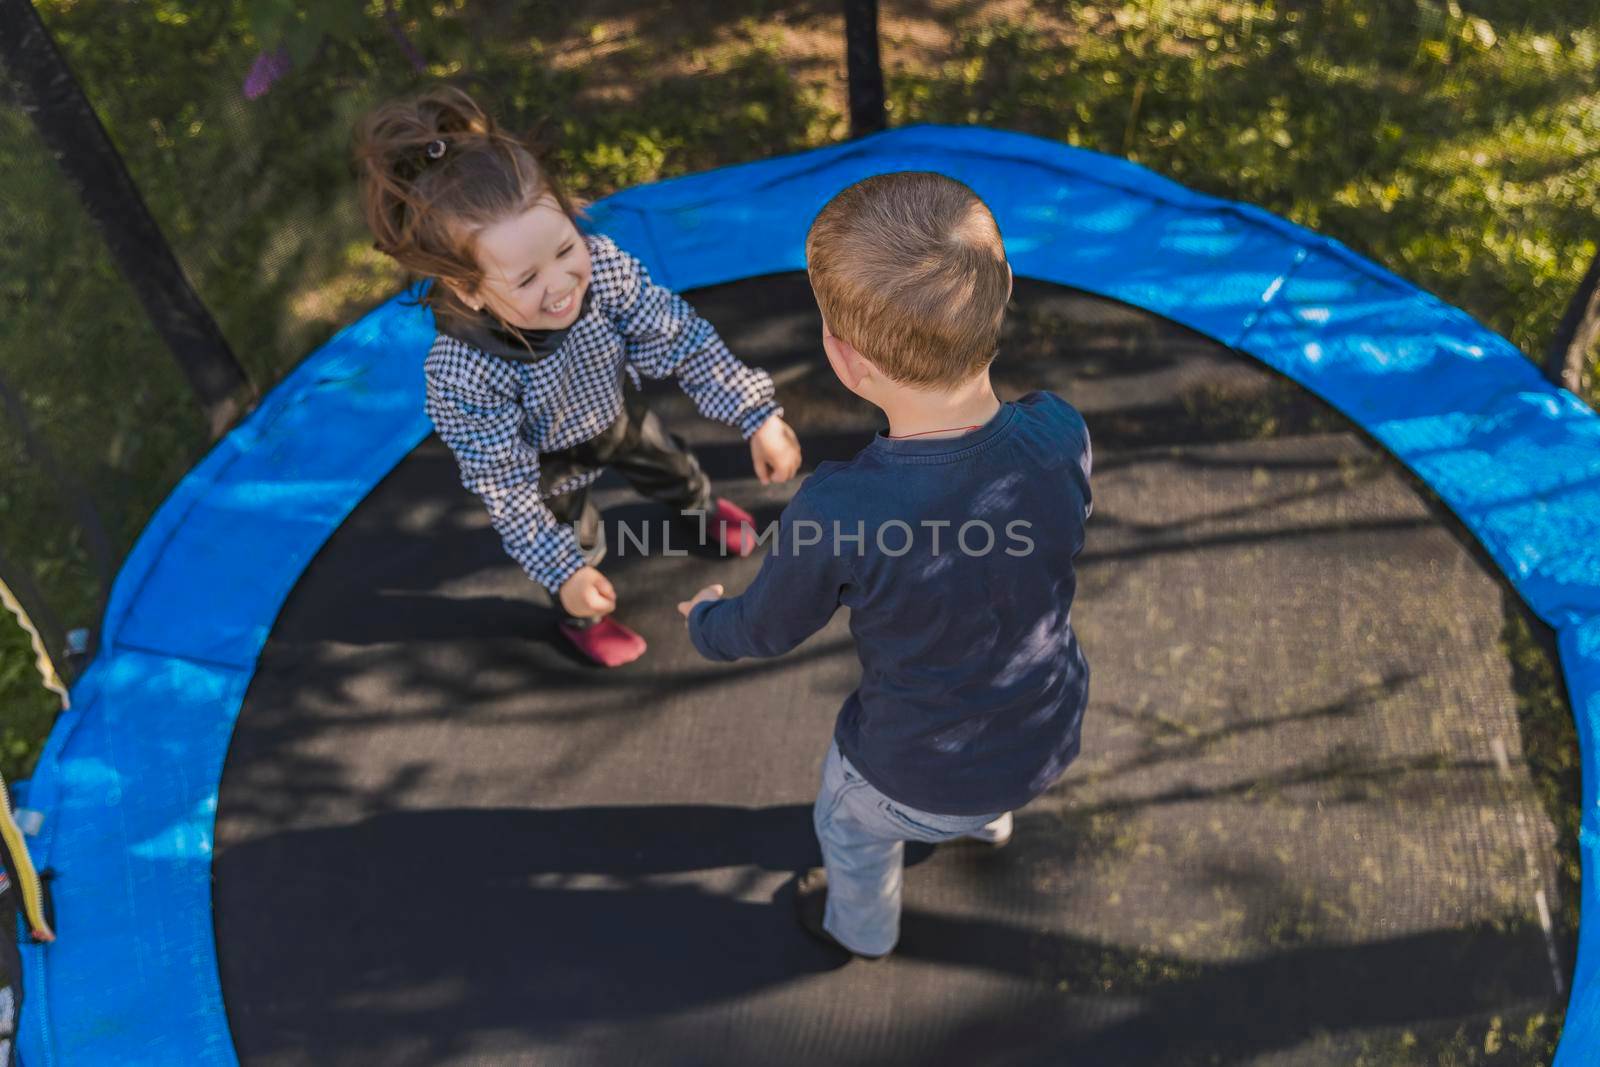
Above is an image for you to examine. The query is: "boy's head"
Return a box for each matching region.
[806,172,1010,394]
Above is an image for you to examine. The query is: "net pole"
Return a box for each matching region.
[843,0,886,138]
[0,0,253,437]
[1546,247,1600,396]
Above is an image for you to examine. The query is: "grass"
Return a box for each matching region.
[885,0,1600,371]
[0,622,59,781]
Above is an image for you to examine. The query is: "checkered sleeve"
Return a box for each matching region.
[590,235,781,439]
[424,343,587,596]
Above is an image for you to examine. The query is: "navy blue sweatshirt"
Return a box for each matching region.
[689,391,1092,815]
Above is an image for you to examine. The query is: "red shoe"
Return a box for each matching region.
[558,617,647,667]
[707,498,758,557]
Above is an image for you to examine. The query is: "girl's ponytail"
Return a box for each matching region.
[353,87,574,314]
[355,87,489,258]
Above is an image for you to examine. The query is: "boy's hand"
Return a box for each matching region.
[750,414,801,485]
[677,583,724,618]
[560,566,617,619]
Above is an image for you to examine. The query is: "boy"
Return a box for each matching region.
[678,172,1092,958]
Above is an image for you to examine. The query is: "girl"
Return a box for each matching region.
[355,87,801,666]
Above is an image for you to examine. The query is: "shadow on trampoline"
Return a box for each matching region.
[214,802,1554,1066]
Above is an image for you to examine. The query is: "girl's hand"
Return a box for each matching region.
[560,566,617,619]
[677,583,724,618]
[750,414,801,485]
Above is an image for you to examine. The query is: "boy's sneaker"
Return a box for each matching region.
[964,811,1013,848]
[792,868,886,960]
[558,617,646,667]
[706,498,758,557]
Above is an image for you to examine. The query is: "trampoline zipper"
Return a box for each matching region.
[0,770,52,940]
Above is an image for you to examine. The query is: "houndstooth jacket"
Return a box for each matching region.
[424,233,779,595]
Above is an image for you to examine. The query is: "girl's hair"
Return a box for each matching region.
[353,86,577,327]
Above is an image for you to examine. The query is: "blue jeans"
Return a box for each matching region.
[812,740,1011,956]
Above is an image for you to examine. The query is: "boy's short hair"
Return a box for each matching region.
[806,172,1009,389]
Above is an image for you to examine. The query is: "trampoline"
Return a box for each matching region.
[15,126,1600,1065]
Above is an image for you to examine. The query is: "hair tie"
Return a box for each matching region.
[425,138,447,161]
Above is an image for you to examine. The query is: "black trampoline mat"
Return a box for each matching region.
[214,277,1575,1066]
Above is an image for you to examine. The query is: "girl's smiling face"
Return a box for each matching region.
[456,195,591,330]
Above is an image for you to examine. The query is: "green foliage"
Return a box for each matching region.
[552,39,838,196]
[245,0,391,65]
[888,1,1600,384]
[0,620,59,781]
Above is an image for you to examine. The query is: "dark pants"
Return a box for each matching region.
[540,391,711,564]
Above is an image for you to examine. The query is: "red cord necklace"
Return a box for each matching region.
[886,424,982,440]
